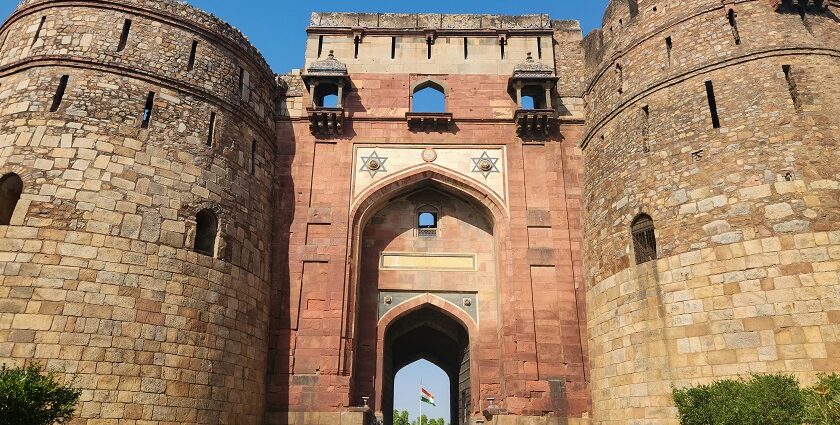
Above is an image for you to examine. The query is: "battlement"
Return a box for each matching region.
[308,12,555,32]
[12,0,274,77]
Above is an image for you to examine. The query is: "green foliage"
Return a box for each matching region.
[803,374,840,425]
[673,374,804,425]
[394,410,411,425]
[0,363,81,425]
[393,411,446,425]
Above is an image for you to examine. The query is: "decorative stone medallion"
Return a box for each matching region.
[359,151,389,177]
[471,151,501,179]
[422,148,437,163]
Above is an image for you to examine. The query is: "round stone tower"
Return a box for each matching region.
[0,0,276,423]
[581,0,840,423]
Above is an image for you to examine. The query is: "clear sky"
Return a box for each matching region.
[0,1,611,73]
[395,360,451,424]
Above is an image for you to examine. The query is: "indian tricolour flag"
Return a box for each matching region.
[420,387,435,406]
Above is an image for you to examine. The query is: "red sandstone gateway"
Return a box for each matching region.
[0,0,838,424]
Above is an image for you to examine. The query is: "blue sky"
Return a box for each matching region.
[1,1,610,73]
[395,360,451,423]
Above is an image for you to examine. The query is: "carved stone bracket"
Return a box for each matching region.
[406,112,453,132]
[514,109,556,139]
[307,107,346,136]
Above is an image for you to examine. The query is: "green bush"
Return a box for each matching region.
[673,374,804,425]
[803,374,840,425]
[0,363,81,425]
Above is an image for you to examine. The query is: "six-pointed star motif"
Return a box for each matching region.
[471,151,501,178]
[359,151,389,177]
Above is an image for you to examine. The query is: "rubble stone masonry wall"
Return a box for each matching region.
[0,0,277,423]
[581,0,840,423]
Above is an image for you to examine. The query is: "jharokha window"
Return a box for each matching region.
[631,213,657,264]
[417,207,439,238]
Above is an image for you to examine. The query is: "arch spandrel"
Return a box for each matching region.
[352,146,507,207]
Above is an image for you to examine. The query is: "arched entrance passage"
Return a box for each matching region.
[344,166,506,425]
[383,306,469,425]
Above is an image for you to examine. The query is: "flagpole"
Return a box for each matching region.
[419,378,423,425]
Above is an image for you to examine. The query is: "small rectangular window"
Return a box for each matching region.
[117,19,132,52]
[354,36,360,59]
[665,37,673,66]
[537,37,542,60]
[49,75,69,112]
[391,37,396,60]
[141,91,155,128]
[427,37,432,60]
[250,140,257,175]
[239,67,250,102]
[783,65,801,111]
[187,40,198,71]
[500,40,506,60]
[463,38,468,60]
[317,35,324,57]
[705,81,721,129]
[641,105,650,140]
[207,112,216,146]
[32,16,46,46]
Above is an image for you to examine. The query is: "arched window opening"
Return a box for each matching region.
[521,95,536,110]
[412,82,446,113]
[631,213,656,264]
[0,173,23,225]
[314,83,340,108]
[417,206,439,238]
[194,209,218,256]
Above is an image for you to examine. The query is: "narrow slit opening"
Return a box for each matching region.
[641,105,650,140]
[317,35,324,57]
[783,65,801,111]
[354,37,360,59]
[427,37,432,60]
[117,19,132,52]
[239,67,248,101]
[187,40,198,71]
[250,140,257,175]
[537,37,542,59]
[665,37,673,66]
[728,9,741,45]
[463,37,468,60]
[705,81,721,129]
[391,37,396,60]
[207,112,216,146]
[500,40,505,60]
[0,31,8,53]
[50,75,69,112]
[32,16,46,46]
[141,91,155,129]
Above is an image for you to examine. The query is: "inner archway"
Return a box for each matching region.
[349,180,498,425]
[393,360,450,425]
[384,307,469,425]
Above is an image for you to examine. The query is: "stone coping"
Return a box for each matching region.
[309,12,560,30]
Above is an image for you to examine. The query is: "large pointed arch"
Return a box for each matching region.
[338,165,511,413]
[376,294,479,425]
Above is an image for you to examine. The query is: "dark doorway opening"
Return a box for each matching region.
[383,307,470,425]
